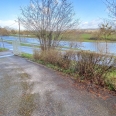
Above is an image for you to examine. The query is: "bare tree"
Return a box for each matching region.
[0,27,10,36]
[105,0,116,19]
[20,0,79,50]
[104,0,116,31]
[98,21,114,53]
[105,0,116,27]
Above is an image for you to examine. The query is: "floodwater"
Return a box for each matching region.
[1,36,116,54]
[0,42,35,54]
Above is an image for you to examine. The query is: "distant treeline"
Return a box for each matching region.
[0,27,116,42]
[0,27,34,37]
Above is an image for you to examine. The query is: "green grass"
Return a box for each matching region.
[62,33,98,42]
[106,71,116,90]
[80,33,92,41]
[21,53,33,60]
[107,70,116,78]
[0,48,8,52]
[62,32,116,42]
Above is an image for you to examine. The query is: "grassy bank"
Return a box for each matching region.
[63,32,116,42]
[21,51,116,92]
[0,48,8,52]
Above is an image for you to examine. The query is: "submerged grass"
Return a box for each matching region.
[3,40,40,47]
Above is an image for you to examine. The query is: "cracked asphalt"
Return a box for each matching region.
[0,51,116,116]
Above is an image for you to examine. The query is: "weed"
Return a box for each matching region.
[0,48,8,52]
[21,53,33,59]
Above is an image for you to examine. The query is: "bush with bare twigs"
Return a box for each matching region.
[33,49,63,66]
[74,51,116,86]
[33,49,116,90]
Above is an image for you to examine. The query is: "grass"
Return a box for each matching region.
[61,32,94,42]
[21,53,33,60]
[80,33,93,42]
[0,48,8,52]
[62,32,116,42]
[106,71,116,90]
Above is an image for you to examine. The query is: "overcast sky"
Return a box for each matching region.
[0,0,109,30]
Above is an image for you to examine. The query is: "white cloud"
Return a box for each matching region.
[0,18,103,30]
[80,19,102,29]
[0,20,24,30]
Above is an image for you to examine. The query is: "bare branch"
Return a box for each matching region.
[19,0,79,50]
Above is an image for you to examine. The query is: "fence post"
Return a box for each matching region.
[12,39,21,55]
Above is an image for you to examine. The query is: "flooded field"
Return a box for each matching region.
[1,36,116,55]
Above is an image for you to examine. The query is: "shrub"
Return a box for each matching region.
[106,72,116,91]
[61,50,76,69]
[33,49,40,60]
[107,79,116,91]
[33,49,116,88]
[21,53,33,59]
[74,51,115,86]
[33,49,63,66]
[33,49,75,69]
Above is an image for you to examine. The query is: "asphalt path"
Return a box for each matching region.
[0,51,116,116]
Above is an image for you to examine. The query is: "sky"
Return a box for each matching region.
[0,0,109,30]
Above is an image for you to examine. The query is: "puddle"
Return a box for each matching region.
[0,54,14,58]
